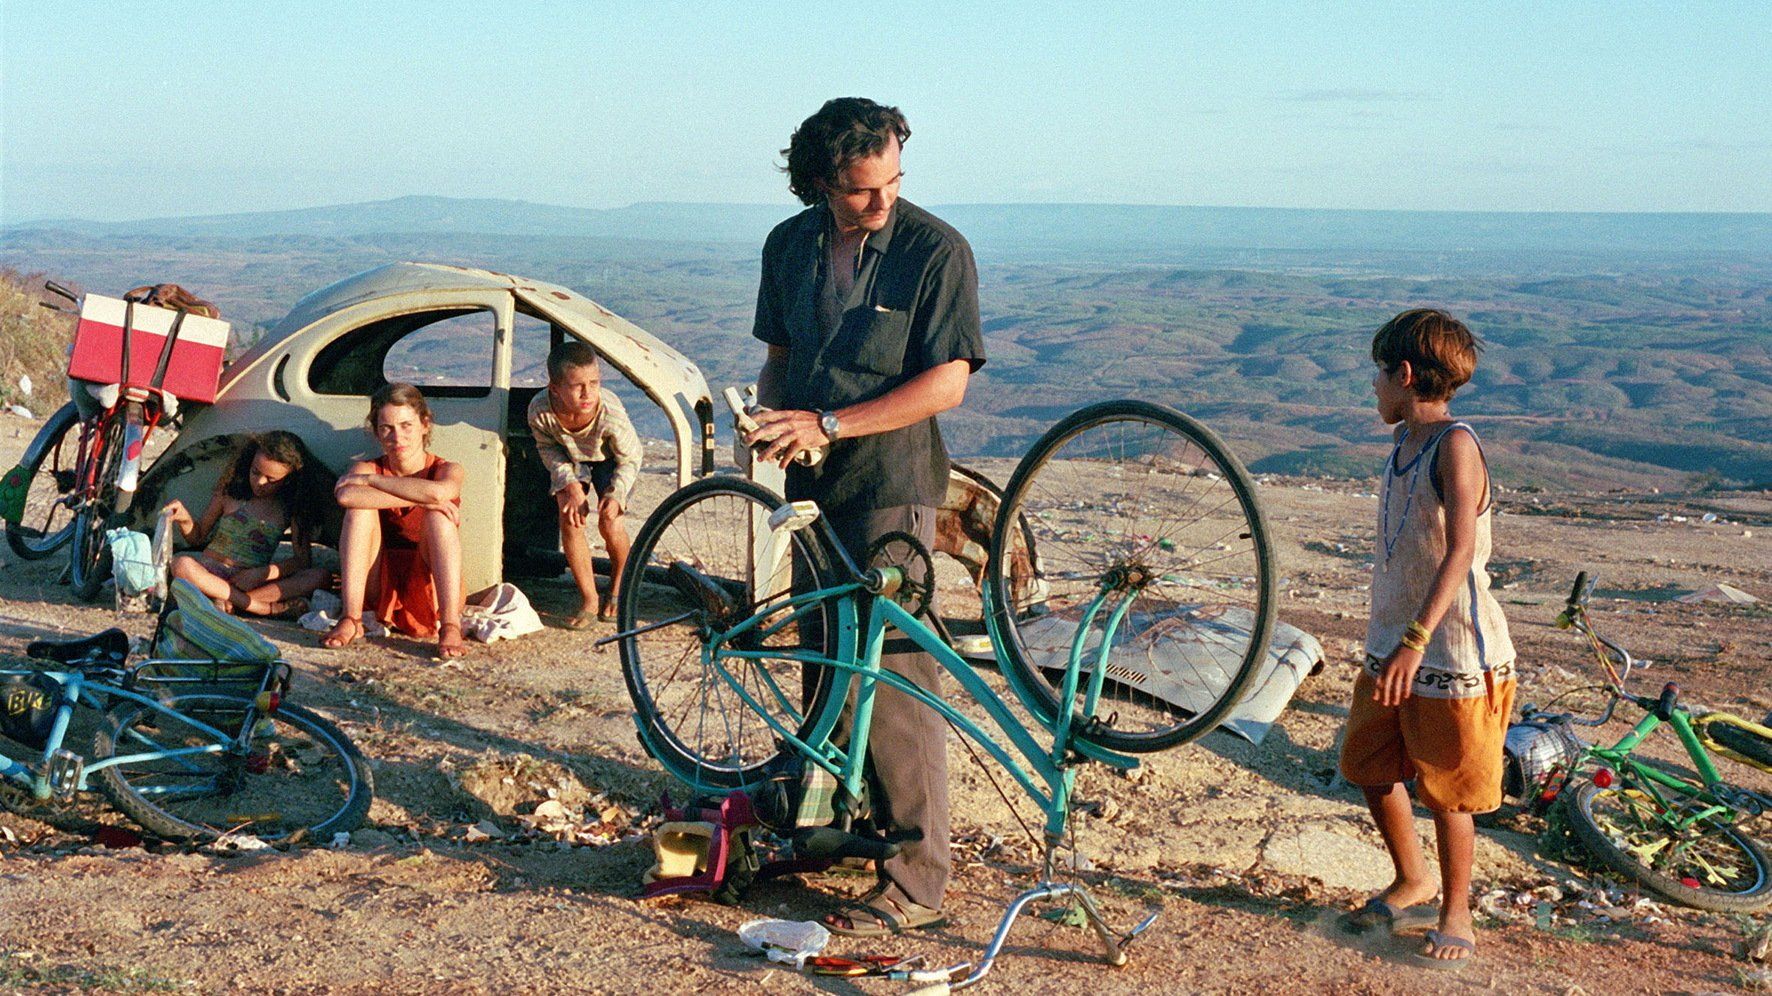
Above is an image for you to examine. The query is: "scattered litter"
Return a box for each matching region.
[1676,583,1759,605]
[738,918,829,965]
[5,404,32,419]
[16,375,32,397]
[329,832,351,849]
[212,834,271,852]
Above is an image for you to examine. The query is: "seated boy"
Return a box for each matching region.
[527,341,640,627]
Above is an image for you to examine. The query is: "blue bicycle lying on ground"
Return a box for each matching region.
[1,587,372,842]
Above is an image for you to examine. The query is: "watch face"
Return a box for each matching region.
[820,412,840,438]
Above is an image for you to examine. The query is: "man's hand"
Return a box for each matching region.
[556,481,590,529]
[1374,645,1423,707]
[748,408,832,468]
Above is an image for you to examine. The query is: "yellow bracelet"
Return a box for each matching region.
[1405,620,1432,643]
[1399,628,1429,654]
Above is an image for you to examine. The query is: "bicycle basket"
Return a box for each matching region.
[1,672,58,749]
[1502,718,1586,805]
[138,578,283,697]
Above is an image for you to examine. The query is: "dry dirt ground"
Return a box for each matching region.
[0,412,1768,995]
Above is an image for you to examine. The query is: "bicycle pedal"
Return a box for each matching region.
[47,748,84,797]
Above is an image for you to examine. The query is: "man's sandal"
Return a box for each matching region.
[1410,930,1476,970]
[825,893,945,938]
[437,622,468,659]
[1338,896,1438,936]
[320,616,363,649]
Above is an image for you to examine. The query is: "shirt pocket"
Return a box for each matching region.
[833,306,911,376]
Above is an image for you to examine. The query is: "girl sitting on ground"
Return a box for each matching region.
[164,430,331,616]
[321,382,467,659]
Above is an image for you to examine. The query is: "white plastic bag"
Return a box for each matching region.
[461,582,544,644]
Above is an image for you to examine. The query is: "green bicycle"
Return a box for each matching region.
[1504,572,1771,912]
[612,400,1278,987]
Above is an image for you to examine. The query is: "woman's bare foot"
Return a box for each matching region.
[321,616,363,649]
[438,622,468,659]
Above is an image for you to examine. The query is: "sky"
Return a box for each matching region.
[2,1,1769,223]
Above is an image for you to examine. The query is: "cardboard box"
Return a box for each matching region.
[69,295,230,404]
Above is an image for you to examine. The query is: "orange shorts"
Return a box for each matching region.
[1338,668,1516,814]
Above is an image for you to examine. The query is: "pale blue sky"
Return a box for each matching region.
[3,1,1768,222]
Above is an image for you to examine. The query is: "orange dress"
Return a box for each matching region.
[372,453,460,638]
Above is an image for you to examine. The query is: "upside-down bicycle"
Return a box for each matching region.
[610,399,1277,987]
[1503,572,1771,912]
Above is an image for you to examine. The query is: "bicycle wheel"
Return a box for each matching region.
[619,476,845,789]
[1564,780,1772,912]
[4,402,81,560]
[986,400,1276,753]
[69,407,129,601]
[93,695,373,842]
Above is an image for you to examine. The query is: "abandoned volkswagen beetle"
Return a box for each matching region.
[134,262,716,595]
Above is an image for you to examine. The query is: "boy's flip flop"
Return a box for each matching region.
[825,893,945,938]
[1338,896,1438,936]
[1410,930,1476,970]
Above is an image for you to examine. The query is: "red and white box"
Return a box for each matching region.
[69,295,231,404]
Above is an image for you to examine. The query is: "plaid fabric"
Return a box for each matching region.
[794,763,839,828]
[153,578,278,662]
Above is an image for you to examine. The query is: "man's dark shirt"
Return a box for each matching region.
[752,199,986,516]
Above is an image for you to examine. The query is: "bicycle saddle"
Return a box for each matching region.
[27,627,131,666]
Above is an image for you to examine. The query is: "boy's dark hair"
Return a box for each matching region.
[781,97,911,207]
[546,340,601,382]
[217,430,323,541]
[1371,309,1481,402]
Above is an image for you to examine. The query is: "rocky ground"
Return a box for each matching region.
[0,410,1768,994]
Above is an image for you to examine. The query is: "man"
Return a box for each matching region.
[748,96,985,937]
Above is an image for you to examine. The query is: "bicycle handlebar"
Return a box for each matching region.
[45,281,77,304]
[1568,571,1589,607]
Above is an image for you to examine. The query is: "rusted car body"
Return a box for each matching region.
[135,262,715,595]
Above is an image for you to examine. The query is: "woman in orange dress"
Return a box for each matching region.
[321,383,468,658]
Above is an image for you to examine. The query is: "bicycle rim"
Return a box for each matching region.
[987,400,1276,752]
[69,412,126,602]
[93,696,373,841]
[618,477,845,789]
[1567,780,1772,912]
[4,402,81,560]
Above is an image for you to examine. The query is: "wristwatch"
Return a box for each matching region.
[818,410,841,442]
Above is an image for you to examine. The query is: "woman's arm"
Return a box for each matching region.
[1374,428,1485,706]
[167,490,229,548]
[336,459,464,509]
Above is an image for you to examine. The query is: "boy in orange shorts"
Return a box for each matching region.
[1338,309,1516,970]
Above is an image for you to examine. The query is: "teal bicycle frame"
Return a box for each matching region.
[632,557,1159,987]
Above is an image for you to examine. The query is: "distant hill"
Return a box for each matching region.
[12,196,1772,272]
[4,198,1770,491]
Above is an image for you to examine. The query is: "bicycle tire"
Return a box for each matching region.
[1564,780,1772,913]
[69,406,130,601]
[1709,721,1772,770]
[986,400,1277,753]
[618,476,845,789]
[92,695,373,842]
[4,402,81,560]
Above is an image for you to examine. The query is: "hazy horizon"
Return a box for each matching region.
[5,4,1769,224]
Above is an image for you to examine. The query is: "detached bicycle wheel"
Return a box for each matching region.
[93,695,373,842]
[4,402,81,561]
[618,477,844,789]
[1564,780,1772,912]
[69,407,130,602]
[986,400,1276,753]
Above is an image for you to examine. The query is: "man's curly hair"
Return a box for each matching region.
[781,97,911,207]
